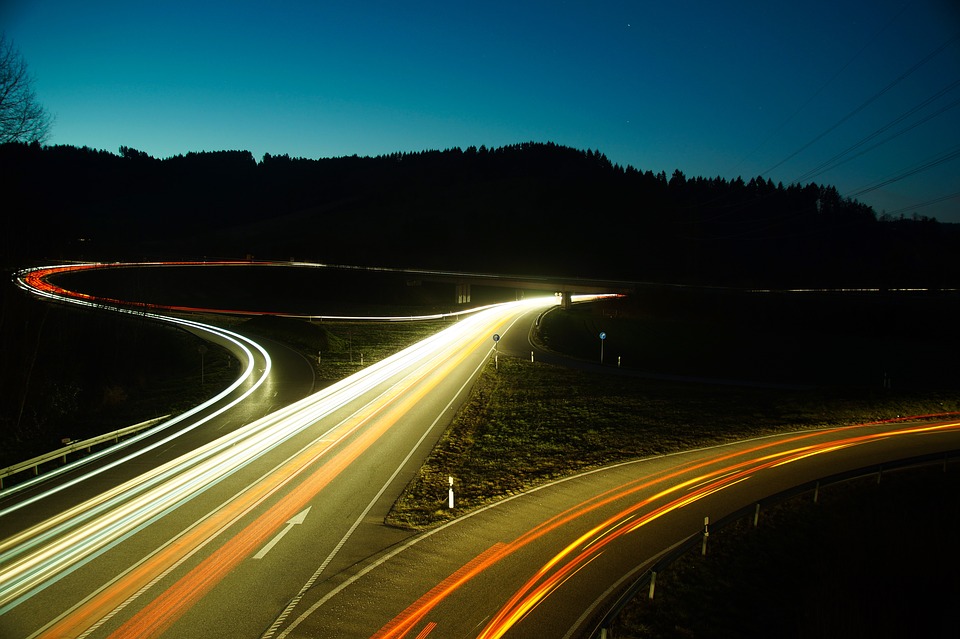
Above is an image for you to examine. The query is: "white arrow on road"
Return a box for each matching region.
[253,507,311,560]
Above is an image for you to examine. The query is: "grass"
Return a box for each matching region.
[382,291,960,637]
[205,313,455,389]
[383,355,959,530]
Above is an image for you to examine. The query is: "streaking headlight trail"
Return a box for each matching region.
[2,261,566,638]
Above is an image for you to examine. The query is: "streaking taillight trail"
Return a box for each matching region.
[2,261,571,639]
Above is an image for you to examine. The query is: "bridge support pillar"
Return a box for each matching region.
[456,283,471,304]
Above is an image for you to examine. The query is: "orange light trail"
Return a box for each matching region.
[371,417,960,639]
[30,294,530,639]
[476,418,960,638]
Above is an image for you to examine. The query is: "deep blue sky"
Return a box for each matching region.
[5,1,960,222]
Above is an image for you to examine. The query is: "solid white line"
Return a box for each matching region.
[267,338,500,639]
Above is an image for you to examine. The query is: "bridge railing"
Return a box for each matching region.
[589,448,959,639]
[0,415,169,489]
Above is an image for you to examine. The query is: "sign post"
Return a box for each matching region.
[599,331,606,364]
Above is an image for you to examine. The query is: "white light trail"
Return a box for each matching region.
[0,287,562,619]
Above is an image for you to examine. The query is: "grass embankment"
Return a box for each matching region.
[384,292,960,637]
[384,356,957,529]
[386,293,960,528]
[226,314,454,389]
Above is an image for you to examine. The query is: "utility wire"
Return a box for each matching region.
[797,94,960,182]
[882,190,960,217]
[725,0,913,179]
[845,144,960,199]
[793,78,960,183]
[760,33,959,178]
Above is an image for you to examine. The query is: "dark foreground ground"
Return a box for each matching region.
[610,466,960,639]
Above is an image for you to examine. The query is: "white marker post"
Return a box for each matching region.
[448,476,454,509]
[701,516,710,555]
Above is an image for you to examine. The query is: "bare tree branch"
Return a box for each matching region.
[0,33,53,144]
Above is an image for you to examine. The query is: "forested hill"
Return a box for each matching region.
[3,141,957,288]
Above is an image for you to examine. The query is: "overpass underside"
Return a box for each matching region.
[447,276,626,307]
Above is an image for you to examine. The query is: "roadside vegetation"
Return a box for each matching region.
[386,291,960,529]
[3,277,958,636]
[0,276,451,469]
[384,354,958,529]
[381,290,960,638]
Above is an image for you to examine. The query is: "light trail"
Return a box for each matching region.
[4,265,275,503]
[366,416,960,639]
[3,260,566,638]
[475,419,960,638]
[19,260,954,639]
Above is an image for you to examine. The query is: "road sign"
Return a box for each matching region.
[493,334,500,342]
[599,332,606,340]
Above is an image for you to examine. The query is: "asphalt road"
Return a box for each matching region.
[3,262,959,639]
[1,263,554,639]
[278,416,960,639]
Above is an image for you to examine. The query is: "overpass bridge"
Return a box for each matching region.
[395,269,636,308]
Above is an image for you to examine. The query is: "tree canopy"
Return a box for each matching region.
[3,140,956,288]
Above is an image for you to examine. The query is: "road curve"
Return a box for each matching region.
[278,414,960,639]
[0,261,564,639]
[3,261,959,639]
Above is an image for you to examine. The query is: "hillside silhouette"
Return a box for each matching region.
[4,140,957,288]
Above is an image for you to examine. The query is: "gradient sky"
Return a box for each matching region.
[5,1,960,222]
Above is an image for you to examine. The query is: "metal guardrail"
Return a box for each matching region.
[589,449,959,639]
[0,415,170,489]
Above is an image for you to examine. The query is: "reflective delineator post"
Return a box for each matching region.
[448,476,454,509]
[701,516,710,555]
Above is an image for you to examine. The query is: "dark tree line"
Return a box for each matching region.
[3,140,957,288]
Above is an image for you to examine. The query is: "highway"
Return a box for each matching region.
[1,262,560,639]
[287,416,960,638]
[2,261,959,639]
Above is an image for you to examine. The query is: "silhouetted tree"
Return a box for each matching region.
[0,34,53,144]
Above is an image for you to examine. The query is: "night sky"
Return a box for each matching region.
[5,0,960,222]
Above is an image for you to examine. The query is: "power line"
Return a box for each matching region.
[881,190,960,217]
[792,79,960,184]
[725,0,913,179]
[844,144,960,199]
[760,33,959,178]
